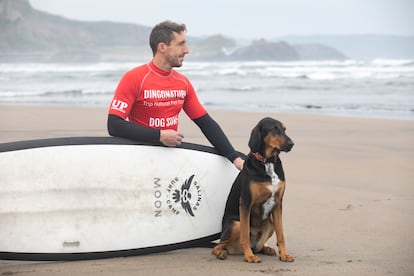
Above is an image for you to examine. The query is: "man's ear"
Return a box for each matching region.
[157,42,167,53]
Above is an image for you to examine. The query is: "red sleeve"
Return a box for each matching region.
[108,67,142,119]
[182,81,207,120]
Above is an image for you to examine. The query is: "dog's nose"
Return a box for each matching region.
[285,140,294,152]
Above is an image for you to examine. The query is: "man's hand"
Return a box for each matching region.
[160,129,184,147]
[233,157,244,171]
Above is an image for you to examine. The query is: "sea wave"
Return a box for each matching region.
[371,58,414,67]
[0,59,413,120]
[0,89,113,98]
[182,59,414,80]
[0,62,135,73]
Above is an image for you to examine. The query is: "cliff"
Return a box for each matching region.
[0,0,151,61]
[0,0,346,62]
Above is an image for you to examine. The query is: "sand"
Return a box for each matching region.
[0,105,413,276]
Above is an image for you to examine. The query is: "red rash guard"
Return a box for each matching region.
[109,61,207,130]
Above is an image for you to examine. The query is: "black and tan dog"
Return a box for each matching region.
[212,117,295,263]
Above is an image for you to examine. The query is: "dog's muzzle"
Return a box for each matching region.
[282,139,294,152]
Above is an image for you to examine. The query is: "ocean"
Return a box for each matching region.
[1,59,413,120]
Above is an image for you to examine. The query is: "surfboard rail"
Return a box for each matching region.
[0,234,219,261]
[0,136,222,154]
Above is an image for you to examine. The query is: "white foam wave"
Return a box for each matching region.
[182,59,414,80]
[371,58,414,67]
[0,62,136,73]
[1,60,413,120]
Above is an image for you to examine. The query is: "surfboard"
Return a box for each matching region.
[0,137,240,260]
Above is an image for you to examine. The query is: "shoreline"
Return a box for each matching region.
[1,105,413,275]
[1,104,412,145]
[1,102,413,122]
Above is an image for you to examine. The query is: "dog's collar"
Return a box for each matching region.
[252,152,277,163]
[252,152,266,162]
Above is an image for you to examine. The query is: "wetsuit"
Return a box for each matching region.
[108,61,239,162]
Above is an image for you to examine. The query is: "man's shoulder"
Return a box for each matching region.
[171,69,191,83]
[120,64,152,83]
[126,63,150,74]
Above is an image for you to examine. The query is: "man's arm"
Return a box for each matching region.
[107,114,184,146]
[107,114,159,142]
[193,113,241,162]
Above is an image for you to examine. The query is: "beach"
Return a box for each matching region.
[0,105,413,275]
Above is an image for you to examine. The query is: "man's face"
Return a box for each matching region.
[164,31,189,68]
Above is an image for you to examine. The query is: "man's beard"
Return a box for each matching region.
[166,54,184,68]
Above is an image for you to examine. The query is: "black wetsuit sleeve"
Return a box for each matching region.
[193,113,240,162]
[107,114,160,142]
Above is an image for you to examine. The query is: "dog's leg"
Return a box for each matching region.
[212,221,242,260]
[239,202,262,263]
[273,181,294,262]
[256,220,276,256]
[241,182,276,263]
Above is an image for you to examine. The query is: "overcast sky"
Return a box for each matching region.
[30,0,414,39]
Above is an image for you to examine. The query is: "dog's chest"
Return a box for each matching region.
[261,163,279,219]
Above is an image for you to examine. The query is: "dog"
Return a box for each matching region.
[212,117,295,263]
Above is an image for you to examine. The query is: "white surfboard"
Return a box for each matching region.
[0,137,240,260]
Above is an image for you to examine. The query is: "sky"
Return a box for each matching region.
[29,0,414,40]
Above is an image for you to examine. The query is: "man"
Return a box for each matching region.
[107,20,244,170]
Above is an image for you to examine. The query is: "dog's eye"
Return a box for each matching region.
[270,128,281,134]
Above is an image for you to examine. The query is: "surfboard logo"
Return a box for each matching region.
[172,175,195,216]
[166,174,202,217]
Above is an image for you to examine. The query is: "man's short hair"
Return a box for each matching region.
[149,20,187,55]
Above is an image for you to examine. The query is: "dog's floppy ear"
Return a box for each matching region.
[248,122,262,152]
[248,117,277,152]
[249,117,276,152]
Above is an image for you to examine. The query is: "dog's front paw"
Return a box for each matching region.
[244,254,262,263]
[279,253,294,262]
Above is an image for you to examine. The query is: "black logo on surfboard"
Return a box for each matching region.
[172,175,195,216]
[153,175,203,217]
